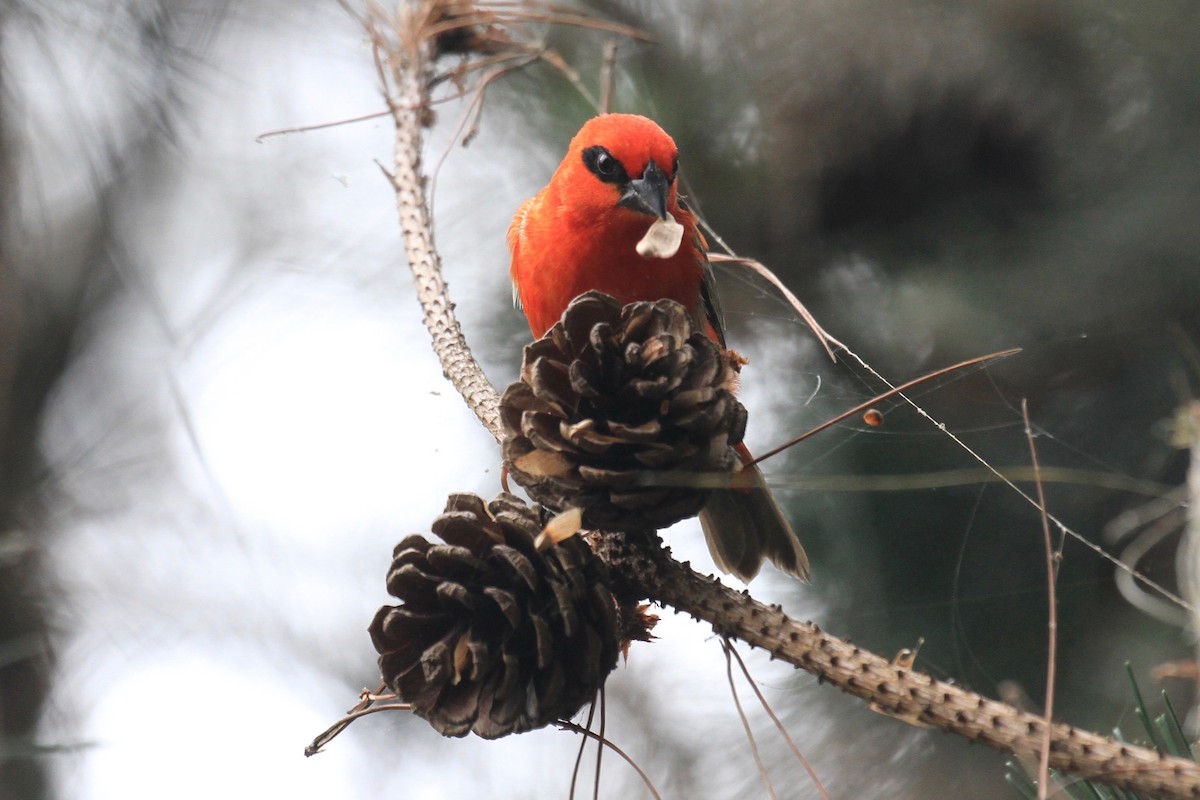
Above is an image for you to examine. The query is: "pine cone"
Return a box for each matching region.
[368,493,620,739]
[501,291,747,531]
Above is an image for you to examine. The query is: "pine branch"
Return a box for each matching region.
[363,2,1200,797]
[595,531,1200,800]
[368,0,503,440]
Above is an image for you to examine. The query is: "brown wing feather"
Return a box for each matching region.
[678,196,725,347]
[698,252,726,348]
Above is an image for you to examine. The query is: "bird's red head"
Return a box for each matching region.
[509,113,705,339]
[550,113,681,229]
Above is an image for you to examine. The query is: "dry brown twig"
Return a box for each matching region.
[568,694,600,800]
[354,1,1200,797]
[1022,398,1058,800]
[557,718,662,800]
[305,684,407,756]
[722,638,777,799]
[724,637,831,800]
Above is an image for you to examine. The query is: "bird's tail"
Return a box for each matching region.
[698,462,809,583]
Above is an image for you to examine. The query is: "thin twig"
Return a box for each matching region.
[569,694,600,800]
[539,48,601,111]
[722,639,777,800]
[599,40,618,114]
[556,719,663,800]
[305,685,410,756]
[746,348,1022,467]
[467,3,655,43]
[1186,403,1200,661]
[724,638,830,800]
[641,465,1176,496]
[834,344,1196,617]
[428,53,540,212]
[594,686,606,800]
[708,254,844,361]
[256,109,391,142]
[1022,399,1057,800]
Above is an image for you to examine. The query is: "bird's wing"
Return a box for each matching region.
[508,196,536,310]
[680,197,726,347]
[698,250,726,348]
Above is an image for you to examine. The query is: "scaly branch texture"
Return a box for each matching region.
[366,2,1199,797]
[594,531,1200,800]
[371,0,503,439]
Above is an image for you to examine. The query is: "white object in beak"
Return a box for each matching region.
[636,216,685,259]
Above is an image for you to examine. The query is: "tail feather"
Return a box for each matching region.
[697,463,809,582]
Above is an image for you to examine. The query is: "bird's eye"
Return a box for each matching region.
[595,152,617,177]
[582,145,627,184]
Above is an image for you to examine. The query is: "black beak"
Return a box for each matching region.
[617,160,669,219]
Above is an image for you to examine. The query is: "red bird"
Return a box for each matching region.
[508,113,808,582]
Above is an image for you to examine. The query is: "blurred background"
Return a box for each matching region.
[3,1,1200,797]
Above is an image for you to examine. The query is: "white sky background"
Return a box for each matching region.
[21,4,869,799]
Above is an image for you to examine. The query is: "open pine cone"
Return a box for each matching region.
[501,291,747,531]
[369,493,620,739]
